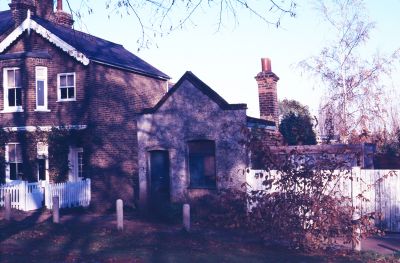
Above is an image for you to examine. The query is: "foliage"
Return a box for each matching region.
[377,128,400,157]
[67,0,296,49]
[0,127,86,183]
[0,129,8,184]
[246,148,382,251]
[300,0,400,142]
[279,99,312,119]
[192,189,248,229]
[279,112,317,145]
[48,128,86,182]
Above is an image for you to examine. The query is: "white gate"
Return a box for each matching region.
[0,181,44,211]
[26,182,44,210]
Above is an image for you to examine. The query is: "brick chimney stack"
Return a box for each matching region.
[54,0,74,28]
[9,0,74,28]
[34,0,54,21]
[255,58,279,125]
[9,0,36,25]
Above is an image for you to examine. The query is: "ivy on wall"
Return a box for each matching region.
[0,127,86,183]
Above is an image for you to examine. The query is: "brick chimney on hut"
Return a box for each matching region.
[255,58,279,126]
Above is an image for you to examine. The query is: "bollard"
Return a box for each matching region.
[5,192,11,221]
[352,226,362,252]
[52,196,60,224]
[183,204,190,232]
[116,199,124,231]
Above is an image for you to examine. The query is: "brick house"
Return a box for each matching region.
[0,0,169,210]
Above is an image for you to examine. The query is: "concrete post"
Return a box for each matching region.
[5,192,11,221]
[351,168,361,252]
[52,196,60,224]
[116,199,124,231]
[183,204,190,232]
[352,225,362,252]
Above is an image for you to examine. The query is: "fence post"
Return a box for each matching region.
[116,199,124,231]
[183,204,190,232]
[53,196,60,224]
[44,182,50,209]
[351,167,362,252]
[5,192,11,221]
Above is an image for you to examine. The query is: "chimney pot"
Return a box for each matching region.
[57,0,63,11]
[261,58,272,72]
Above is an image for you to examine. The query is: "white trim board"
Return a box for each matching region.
[0,11,89,66]
[3,125,87,132]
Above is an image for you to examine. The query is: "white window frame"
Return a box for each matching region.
[5,142,23,182]
[2,67,23,113]
[35,66,50,112]
[68,147,83,182]
[57,72,76,101]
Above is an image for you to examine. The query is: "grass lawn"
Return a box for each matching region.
[0,209,398,263]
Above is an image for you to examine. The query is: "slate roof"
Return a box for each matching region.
[246,116,276,128]
[141,71,247,114]
[0,10,169,80]
[0,10,13,36]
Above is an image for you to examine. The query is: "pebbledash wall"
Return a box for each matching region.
[137,72,249,206]
[0,5,167,210]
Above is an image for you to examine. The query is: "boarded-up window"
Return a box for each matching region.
[188,140,216,188]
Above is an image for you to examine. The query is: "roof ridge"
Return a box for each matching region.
[140,71,247,114]
[0,10,169,80]
[32,16,124,47]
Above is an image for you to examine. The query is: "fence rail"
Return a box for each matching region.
[246,168,400,232]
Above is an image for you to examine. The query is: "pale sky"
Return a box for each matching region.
[1,0,399,118]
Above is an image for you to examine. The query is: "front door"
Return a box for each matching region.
[149,150,170,216]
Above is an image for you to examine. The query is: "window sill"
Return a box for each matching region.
[1,109,24,113]
[57,99,76,102]
[188,186,217,190]
[34,109,51,112]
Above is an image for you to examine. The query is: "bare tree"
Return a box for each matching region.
[300,0,399,143]
[66,0,296,49]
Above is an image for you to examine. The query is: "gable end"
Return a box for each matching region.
[141,71,247,114]
[0,11,89,65]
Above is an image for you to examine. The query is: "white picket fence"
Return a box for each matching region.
[246,168,400,232]
[0,179,91,211]
[44,179,91,209]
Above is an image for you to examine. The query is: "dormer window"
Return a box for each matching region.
[3,67,23,112]
[57,72,76,101]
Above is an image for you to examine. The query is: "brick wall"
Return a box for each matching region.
[255,58,279,125]
[256,74,279,124]
[86,62,166,210]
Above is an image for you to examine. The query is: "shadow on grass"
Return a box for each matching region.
[0,208,393,263]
